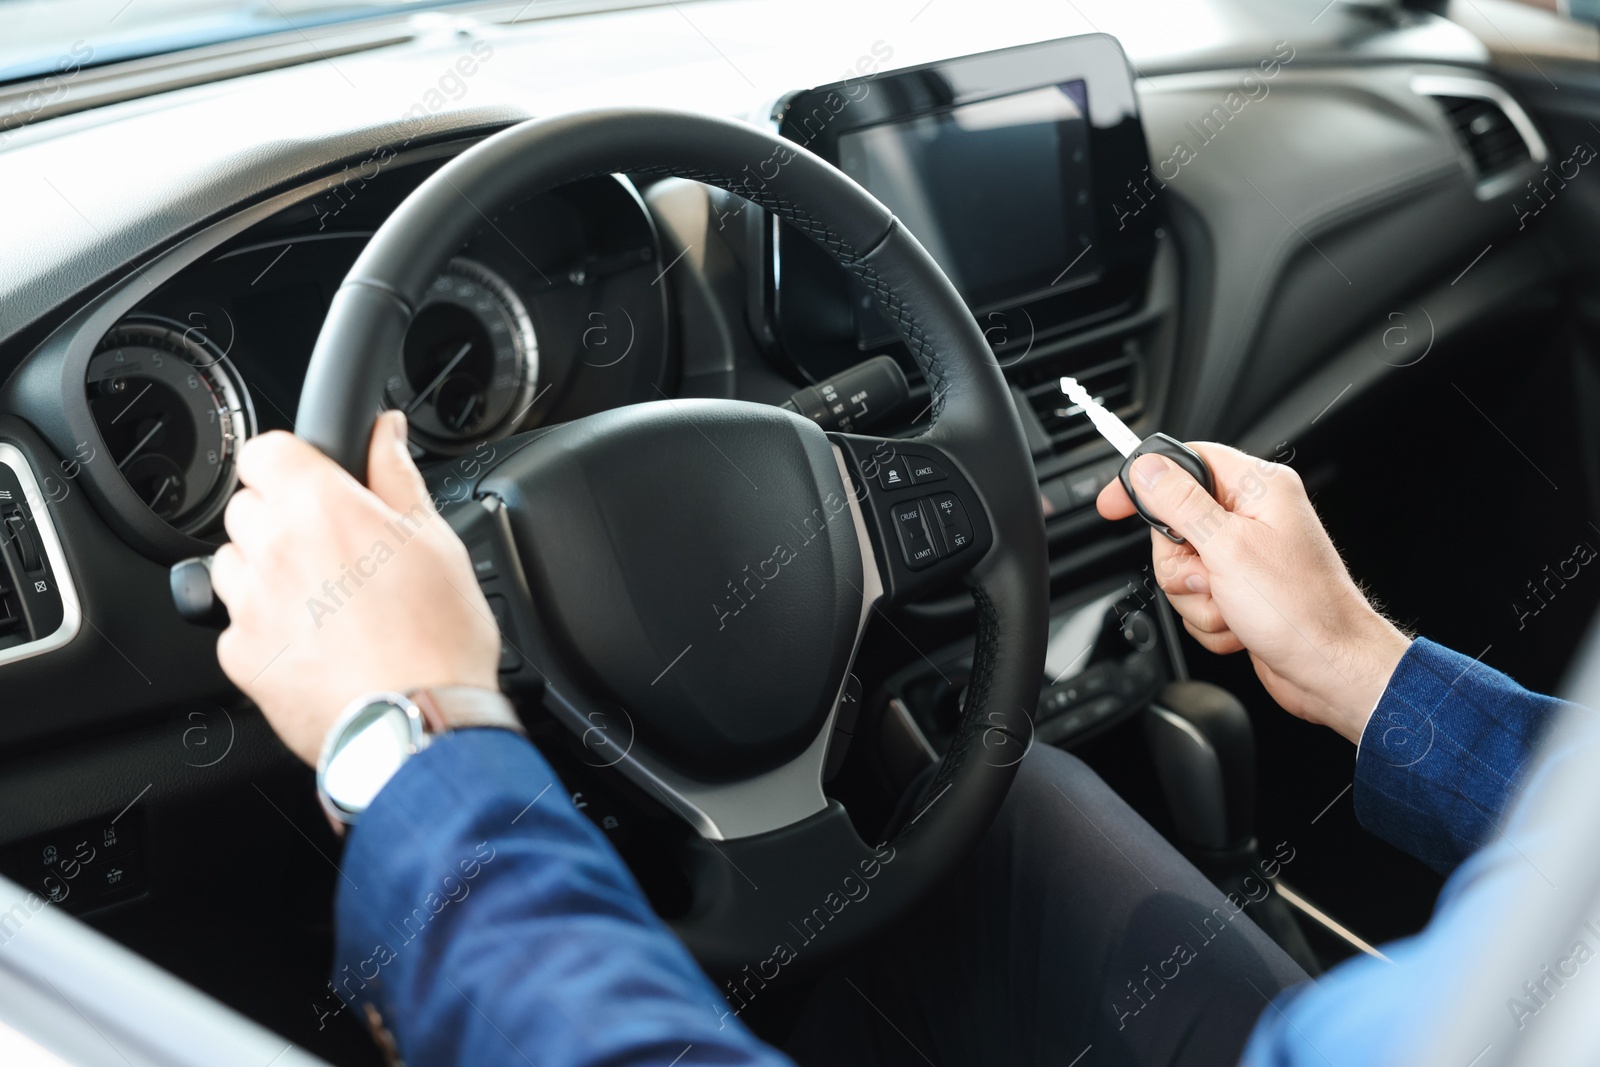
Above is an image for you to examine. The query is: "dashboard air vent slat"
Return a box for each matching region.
[0,578,21,636]
[1433,95,1532,179]
[1010,350,1142,454]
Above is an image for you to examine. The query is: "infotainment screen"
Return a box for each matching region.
[772,34,1159,382]
[835,82,1100,313]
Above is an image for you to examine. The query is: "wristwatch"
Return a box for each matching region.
[316,686,524,825]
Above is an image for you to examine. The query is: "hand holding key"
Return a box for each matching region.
[1094,439,1411,744]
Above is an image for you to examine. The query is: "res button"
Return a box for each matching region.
[927,493,975,554]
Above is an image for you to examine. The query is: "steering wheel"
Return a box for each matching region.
[294,107,1048,973]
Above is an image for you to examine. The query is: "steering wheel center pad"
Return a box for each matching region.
[481,399,861,781]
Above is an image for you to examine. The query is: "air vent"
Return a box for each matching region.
[1434,95,1531,178]
[1011,343,1142,455]
[1413,76,1546,199]
[0,581,21,638]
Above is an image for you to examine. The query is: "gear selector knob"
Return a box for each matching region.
[1144,680,1256,856]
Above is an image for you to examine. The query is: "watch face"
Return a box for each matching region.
[322,699,424,818]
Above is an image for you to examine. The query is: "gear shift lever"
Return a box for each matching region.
[1145,680,1255,862]
[1145,680,1319,972]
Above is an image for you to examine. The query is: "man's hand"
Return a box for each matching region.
[1096,442,1410,743]
[211,411,501,765]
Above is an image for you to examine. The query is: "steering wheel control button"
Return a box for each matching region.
[892,500,941,569]
[927,493,974,553]
[905,456,947,485]
[877,456,911,491]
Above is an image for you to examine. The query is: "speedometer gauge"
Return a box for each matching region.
[87,318,255,536]
[387,258,538,452]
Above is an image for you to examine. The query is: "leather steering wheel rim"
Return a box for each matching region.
[295,107,1049,973]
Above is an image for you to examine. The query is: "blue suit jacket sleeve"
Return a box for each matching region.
[326,728,793,1067]
[1240,648,1595,1067]
[1352,637,1567,873]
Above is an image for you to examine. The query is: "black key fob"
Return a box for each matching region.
[1117,433,1216,545]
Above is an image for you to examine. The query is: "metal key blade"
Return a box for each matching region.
[1060,376,1141,457]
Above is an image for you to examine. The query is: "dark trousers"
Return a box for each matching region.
[786,745,1309,1067]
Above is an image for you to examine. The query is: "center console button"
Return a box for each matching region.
[1064,469,1103,507]
[1040,478,1073,517]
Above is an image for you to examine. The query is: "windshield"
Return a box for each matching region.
[0,0,482,84]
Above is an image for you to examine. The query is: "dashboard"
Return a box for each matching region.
[0,0,1563,746]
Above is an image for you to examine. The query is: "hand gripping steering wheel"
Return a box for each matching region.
[294,108,1048,974]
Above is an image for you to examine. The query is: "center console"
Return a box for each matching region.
[875,573,1184,764]
[761,34,1186,754]
[769,33,1176,553]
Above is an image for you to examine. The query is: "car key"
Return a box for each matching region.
[1059,376,1216,544]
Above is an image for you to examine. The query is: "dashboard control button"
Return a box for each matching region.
[927,493,974,553]
[468,539,497,580]
[4,510,41,573]
[1122,611,1158,652]
[905,456,947,485]
[485,594,523,671]
[891,501,940,569]
[1125,650,1161,689]
[877,456,911,491]
[1036,712,1080,745]
[1064,468,1106,507]
[1040,478,1072,517]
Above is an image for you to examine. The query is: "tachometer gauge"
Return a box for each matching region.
[86,318,256,536]
[388,258,538,452]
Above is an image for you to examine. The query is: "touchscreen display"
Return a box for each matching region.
[836,82,1100,313]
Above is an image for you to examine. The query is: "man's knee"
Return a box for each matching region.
[1006,743,1103,814]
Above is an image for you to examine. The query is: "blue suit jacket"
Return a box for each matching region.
[327,638,1569,1066]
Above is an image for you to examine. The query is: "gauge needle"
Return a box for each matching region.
[449,392,480,431]
[406,342,473,414]
[110,382,152,424]
[147,476,175,507]
[117,419,164,470]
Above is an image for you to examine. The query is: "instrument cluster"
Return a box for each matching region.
[83,172,668,539]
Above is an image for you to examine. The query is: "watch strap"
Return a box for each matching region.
[409,685,525,736]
